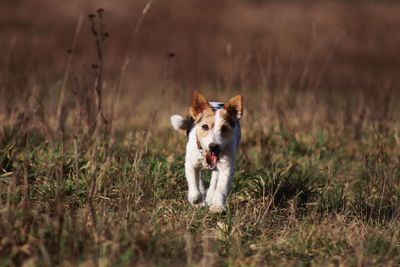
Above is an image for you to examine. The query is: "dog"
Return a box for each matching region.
[170,91,243,213]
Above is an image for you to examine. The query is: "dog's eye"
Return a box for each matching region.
[221,125,228,133]
[202,124,209,131]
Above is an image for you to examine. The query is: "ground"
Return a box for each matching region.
[1,1,400,266]
[1,122,399,266]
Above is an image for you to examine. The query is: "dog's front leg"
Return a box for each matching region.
[198,171,206,201]
[185,164,202,204]
[209,161,234,213]
[206,170,219,205]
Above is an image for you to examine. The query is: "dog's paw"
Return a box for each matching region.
[205,193,213,206]
[209,205,226,214]
[188,190,202,205]
[195,202,207,208]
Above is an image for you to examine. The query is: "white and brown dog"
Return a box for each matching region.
[170,91,243,213]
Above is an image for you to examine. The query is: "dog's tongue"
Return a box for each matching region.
[206,151,218,167]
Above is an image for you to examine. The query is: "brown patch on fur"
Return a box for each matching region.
[190,91,212,121]
[196,110,215,137]
[217,109,235,137]
[224,111,236,128]
[224,95,243,120]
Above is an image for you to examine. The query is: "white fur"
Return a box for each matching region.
[171,109,241,213]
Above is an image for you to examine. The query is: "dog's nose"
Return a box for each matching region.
[209,143,221,153]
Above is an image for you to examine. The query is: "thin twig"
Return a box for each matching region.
[56,15,83,131]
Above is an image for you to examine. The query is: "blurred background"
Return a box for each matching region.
[0,0,399,134]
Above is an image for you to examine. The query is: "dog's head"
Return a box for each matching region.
[190,91,243,168]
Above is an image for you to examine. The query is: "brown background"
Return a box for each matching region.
[1,0,399,130]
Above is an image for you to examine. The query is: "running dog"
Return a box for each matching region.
[170,91,243,213]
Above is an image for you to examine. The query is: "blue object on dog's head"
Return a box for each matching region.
[209,102,224,111]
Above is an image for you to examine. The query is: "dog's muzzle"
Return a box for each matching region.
[205,151,219,169]
[205,143,220,169]
[196,138,221,169]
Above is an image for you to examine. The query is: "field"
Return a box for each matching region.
[1,0,400,266]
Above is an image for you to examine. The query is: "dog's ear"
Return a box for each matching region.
[224,95,243,120]
[190,91,211,121]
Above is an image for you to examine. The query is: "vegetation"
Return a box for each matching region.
[1,1,400,266]
[1,120,399,266]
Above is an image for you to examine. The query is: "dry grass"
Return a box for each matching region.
[0,0,400,266]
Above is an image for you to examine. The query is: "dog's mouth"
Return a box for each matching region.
[205,150,220,169]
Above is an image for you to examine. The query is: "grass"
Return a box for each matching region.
[1,1,400,266]
[0,122,399,266]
